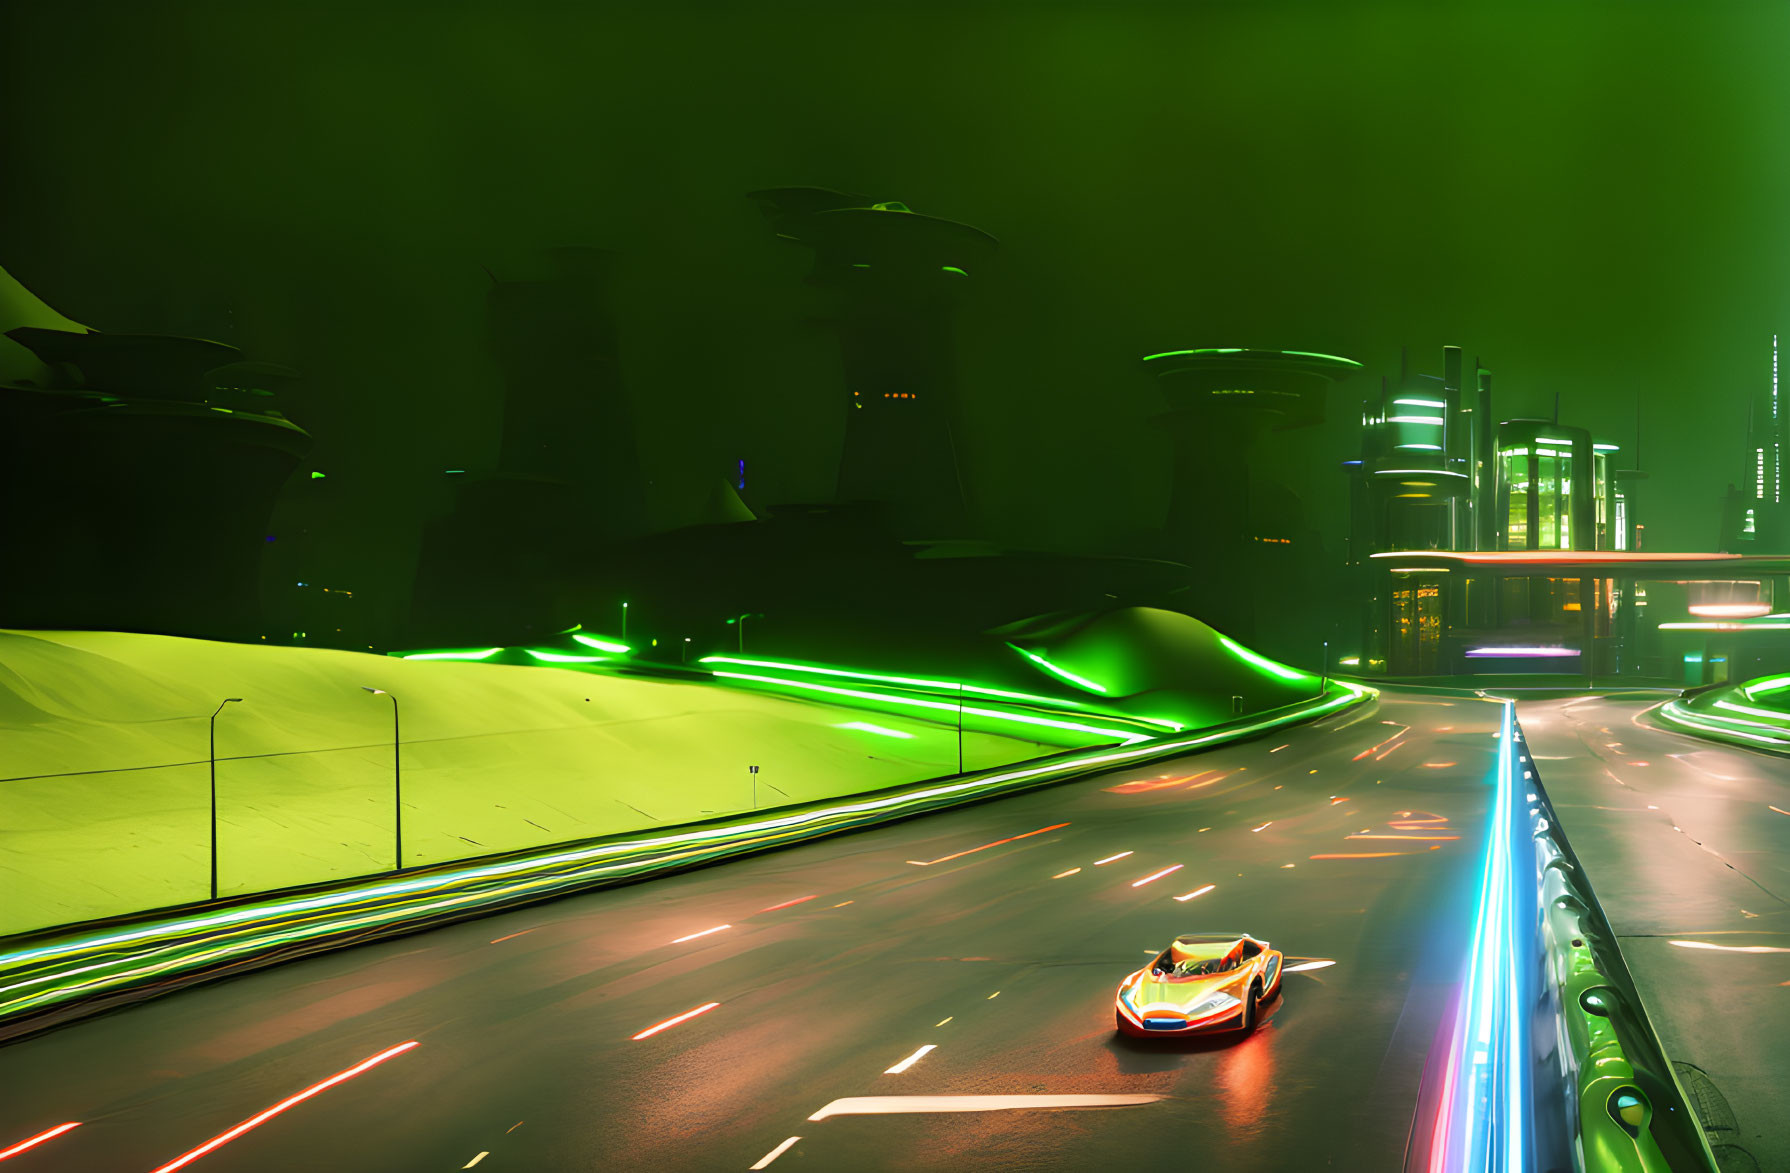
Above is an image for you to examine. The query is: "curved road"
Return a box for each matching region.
[0,688,1505,1172]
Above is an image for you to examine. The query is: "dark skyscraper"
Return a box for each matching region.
[751,188,996,538]
[1142,347,1361,643]
[407,248,648,644]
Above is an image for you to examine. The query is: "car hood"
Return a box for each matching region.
[1128,966,1254,1011]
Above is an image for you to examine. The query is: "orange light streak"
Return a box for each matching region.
[1173,884,1216,901]
[1770,806,1790,817]
[632,1002,722,1040]
[759,895,818,912]
[0,1123,80,1163]
[1421,762,1458,768]
[1093,851,1134,865]
[1251,822,1272,833]
[1052,868,1082,879]
[907,823,1071,866]
[1346,833,1459,840]
[148,1042,418,1172]
[489,929,536,944]
[1329,796,1349,804]
[1309,852,1414,858]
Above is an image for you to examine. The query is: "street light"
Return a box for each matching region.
[362,687,402,871]
[621,601,629,640]
[209,698,243,901]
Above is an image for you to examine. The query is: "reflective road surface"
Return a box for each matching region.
[0,689,1506,1172]
[1513,691,1790,1172]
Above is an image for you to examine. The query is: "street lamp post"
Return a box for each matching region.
[209,697,243,901]
[362,687,401,871]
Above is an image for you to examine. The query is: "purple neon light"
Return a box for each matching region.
[1463,647,1580,658]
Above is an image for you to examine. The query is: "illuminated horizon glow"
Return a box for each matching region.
[146,1041,418,1173]
[1388,415,1446,425]
[0,682,1375,1026]
[1394,398,1447,409]
[523,649,608,664]
[1659,621,1790,631]
[1372,549,1754,564]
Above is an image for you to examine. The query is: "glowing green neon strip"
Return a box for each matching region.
[1216,635,1307,682]
[524,650,609,664]
[0,681,1372,1006]
[1005,644,1108,694]
[696,655,1178,727]
[399,648,503,661]
[835,721,914,739]
[571,634,631,654]
[1658,701,1789,746]
[941,266,967,276]
[710,671,1144,742]
[1712,698,1790,724]
[1743,674,1790,699]
[1140,348,1361,367]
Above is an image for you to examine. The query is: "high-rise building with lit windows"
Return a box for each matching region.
[1721,335,1790,551]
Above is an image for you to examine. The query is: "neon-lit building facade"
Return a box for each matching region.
[1720,334,1788,550]
[1345,346,1650,675]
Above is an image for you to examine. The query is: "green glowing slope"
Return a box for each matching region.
[0,630,1072,935]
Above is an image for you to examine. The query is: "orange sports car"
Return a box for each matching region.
[1114,933,1283,1036]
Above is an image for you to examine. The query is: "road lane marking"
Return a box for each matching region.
[1668,940,1790,954]
[489,929,536,944]
[1093,851,1133,865]
[505,1122,524,1133]
[1271,744,1289,752]
[1130,865,1183,887]
[885,1045,936,1074]
[1173,884,1216,901]
[935,1017,953,1026]
[807,1095,1164,1121]
[463,1154,489,1169]
[750,1137,802,1169]
[1053,868,1082,879]
[907,824,1072,866]
[0,1122,80,1162]
[986,991,1000,999]
[632,1002,721,1040]
[672,924,732,944]
[1251,822,1272,833]
[147,1041,419,1173]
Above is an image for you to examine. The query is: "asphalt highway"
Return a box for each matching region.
[0,688,1506,1173]
[1510,691,1790,1172]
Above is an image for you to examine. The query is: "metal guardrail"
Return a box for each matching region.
[0,680,1374,1043]
[1409,704,1719,1173]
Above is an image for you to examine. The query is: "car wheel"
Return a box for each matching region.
[1241,983,1260,1031]
[1115,1010,1131,1034]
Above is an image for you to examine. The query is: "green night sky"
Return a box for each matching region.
[3,0,1785,608]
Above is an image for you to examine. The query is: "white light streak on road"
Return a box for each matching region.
[808,1095,1164,1121]
[1669,940,1790,954]
[671,924,732,944]
[885,1045,936,1074]
[749,1137,802,1170]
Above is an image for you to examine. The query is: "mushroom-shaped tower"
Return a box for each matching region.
[1141,347,1362,641]
[751,187,997,538]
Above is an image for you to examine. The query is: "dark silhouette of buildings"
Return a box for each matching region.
[1,323,309,640]
[1140,346,1362,645]
[750,188,996,538]
[407,248,648,645]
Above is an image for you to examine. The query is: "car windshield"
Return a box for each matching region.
[1171,956,1233,977]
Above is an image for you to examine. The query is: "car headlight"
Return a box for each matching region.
[1181,991,1241,1018]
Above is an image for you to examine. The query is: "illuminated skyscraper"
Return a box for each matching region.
[1724,335,1789,550]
